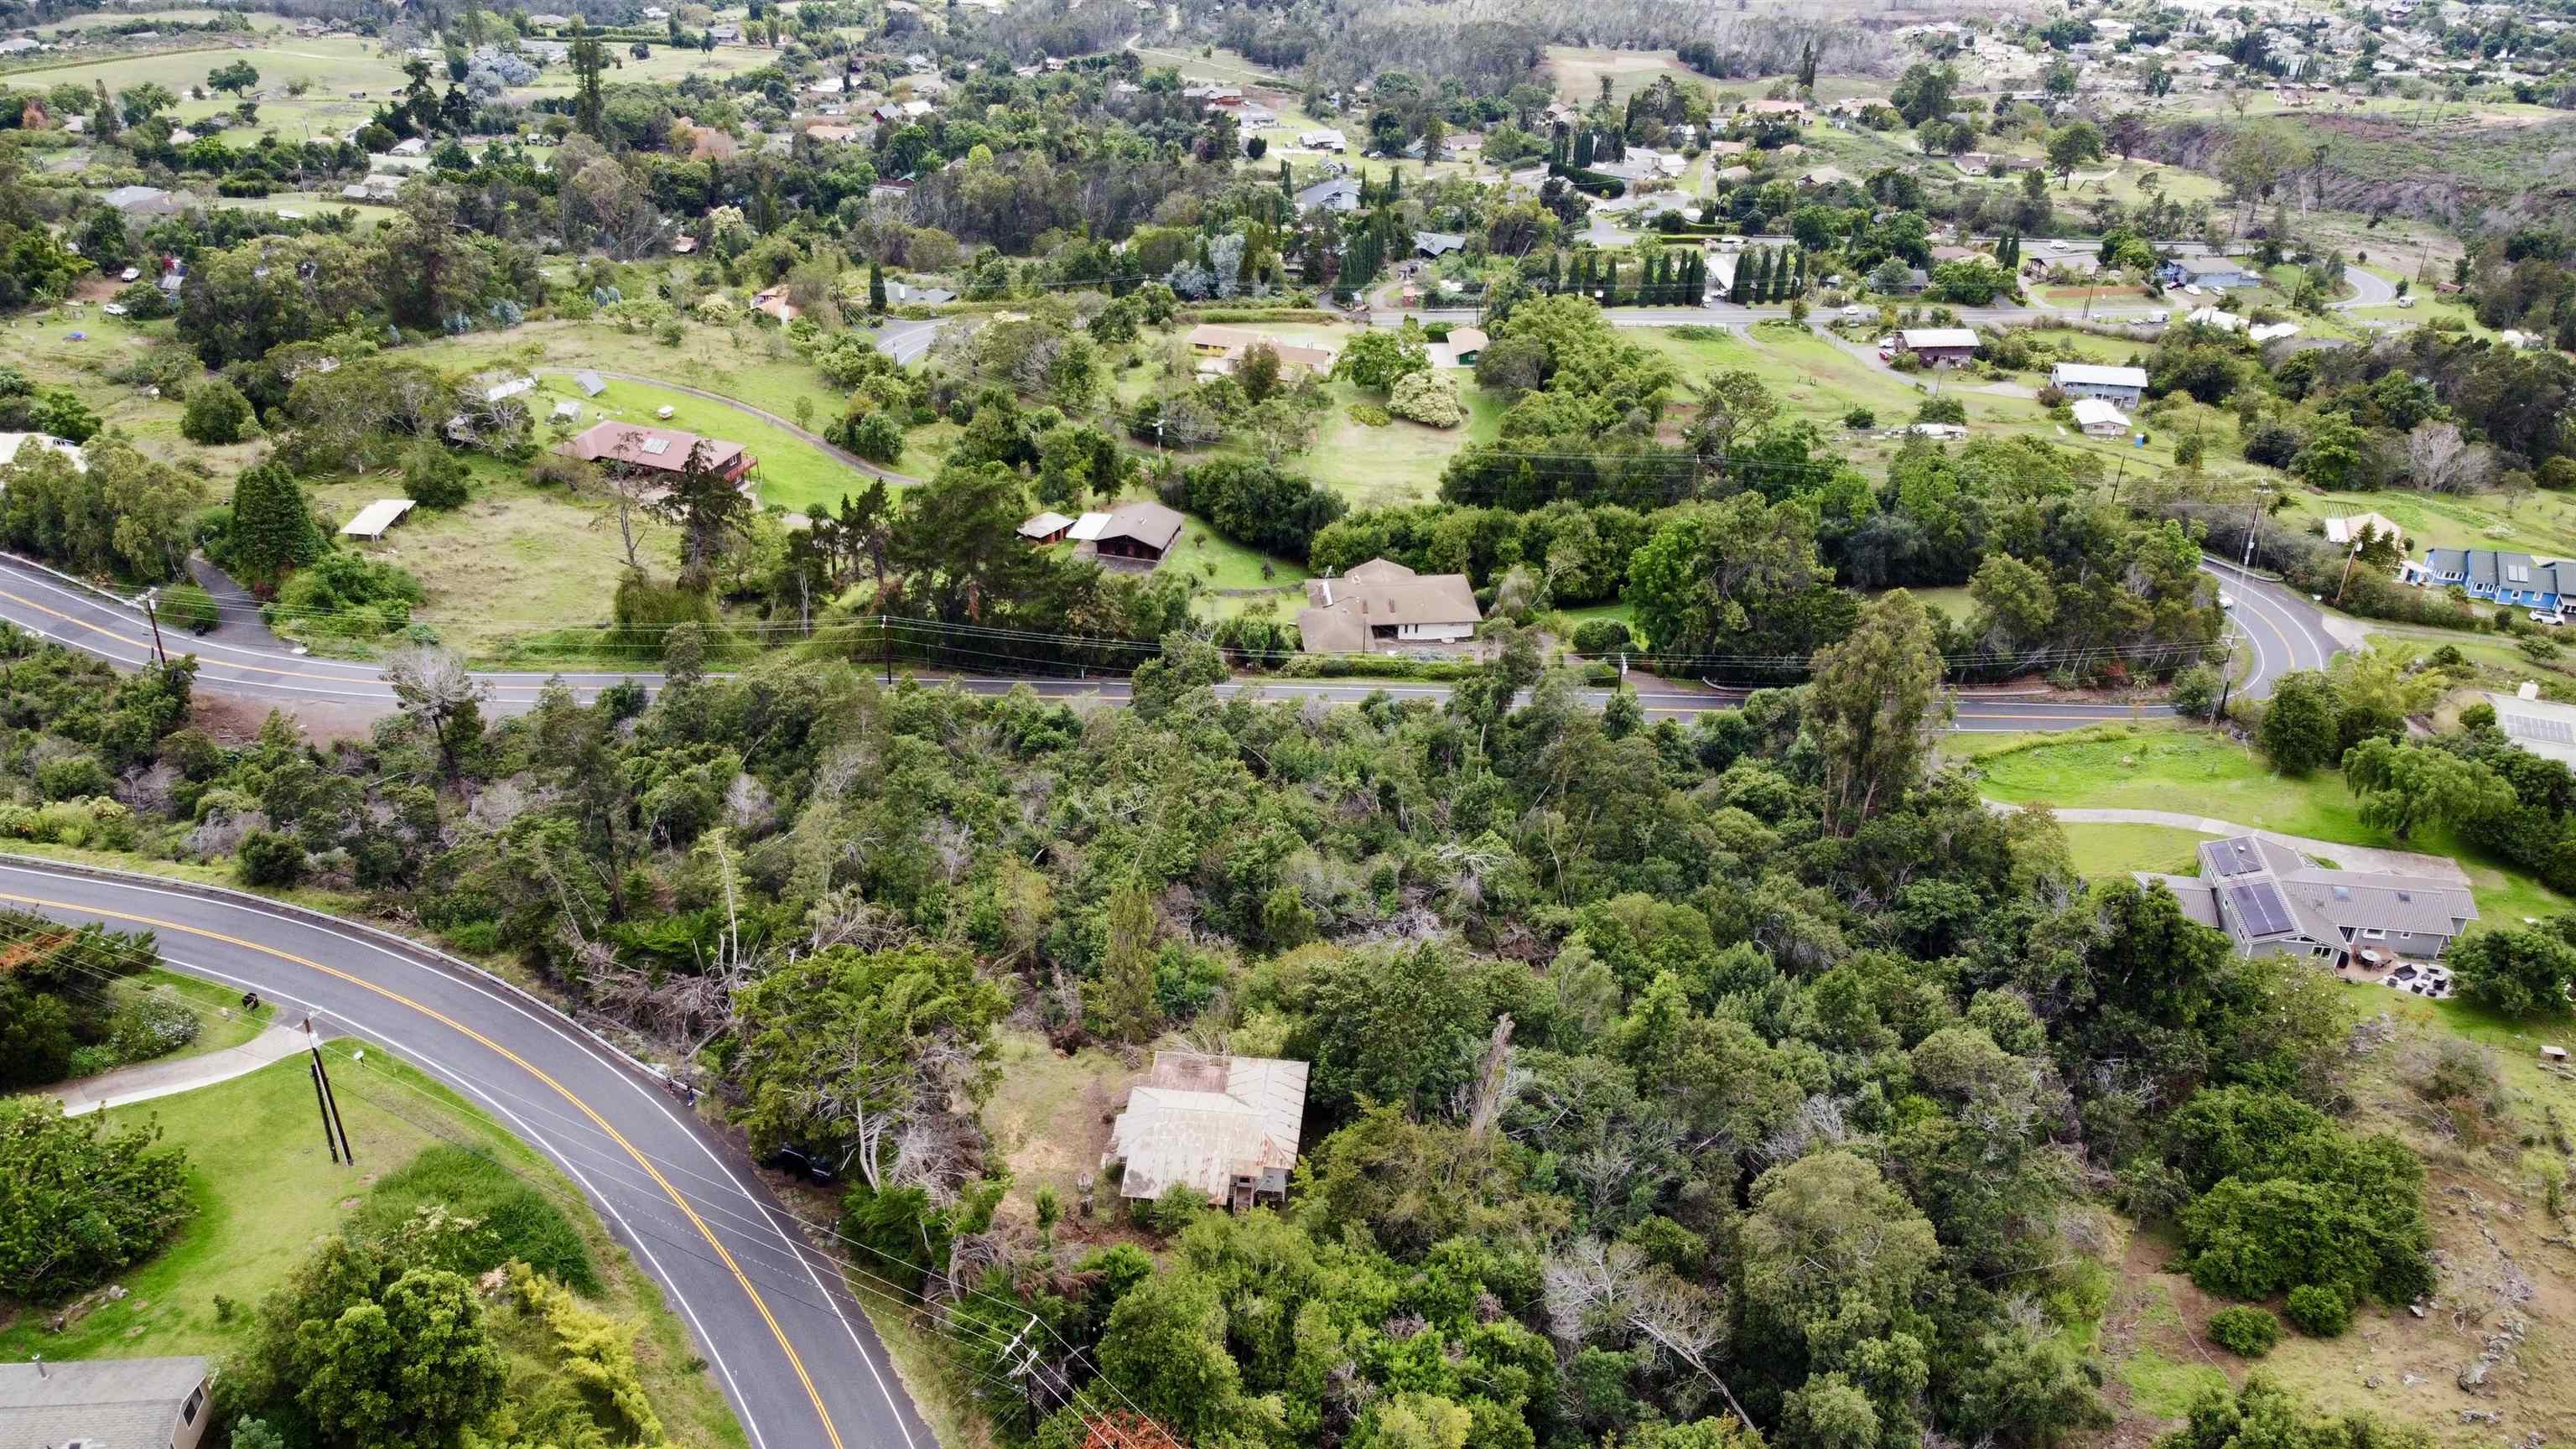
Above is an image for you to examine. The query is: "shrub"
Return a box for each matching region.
[1571,618,1636,655]
[2169,662,2221,719]
[1916,395,1967,425]
[1387,370,1465,427]
[2205,1305,2280,1357]
[1842,406,1876,429]
[0,1097,194,1300]
[2283,1283,2352,1337]
[402,441,471,510]
[34,752,114,801]
[179,377,254,445]
[1347,402,1391,427]
[267,551,424,639]
[159,583,219,634]
[236,828,306,886]
[1140,1182,1207,1235]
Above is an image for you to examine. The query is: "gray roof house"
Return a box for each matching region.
[1294,177,1363,213]
[2137,834,2478,969]
[2402,548,2576,611]
[1,1356,213,1449]
[1413,230,1466,257]
[1107,1051,1309,1210]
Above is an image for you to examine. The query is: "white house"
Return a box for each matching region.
[2070,397,2131,435]
[2049,362,2148,407]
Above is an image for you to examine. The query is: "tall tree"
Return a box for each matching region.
[1807,589,1948,829]
[569,18,607,138]
[648,441,754,590]
[227,458,323,585]
[1098,875,1162,1043]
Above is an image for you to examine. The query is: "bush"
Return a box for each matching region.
[1387,370,1466,428]
[2283,1283,2352,1337]
[1571,618,1636,655]
[0,1097,194,1300]
[402,441,471,510]
[1916,395,1967,425]
[1842,406,1876,429]
[179,377,254,445]
[267,551,424,640]
[236,828,306,886]
[1140,1182,1207,1236]
[1347,402,1391,427]
[160,583,219,634]
[2205,1305,2280,1357]
[2169,662,2221,719]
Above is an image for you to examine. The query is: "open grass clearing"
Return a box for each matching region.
[2058,821,2213,878]
[2273,485,2576,561]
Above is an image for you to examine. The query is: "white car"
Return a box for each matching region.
[1719,235,1746,246]
[2049,239,2071,252]
[2531,610,2566,626]
[2183,283,2203,297]
[101,303,127,316]
[2218,592,2236,610]
[1841,304,1867,317]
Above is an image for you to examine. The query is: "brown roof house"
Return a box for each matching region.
[1106,1052,1310,1211]
[1298,558,1482,655]
[558,420,758,486]
[1069,501,1185,564]
[1,1356,213,1449]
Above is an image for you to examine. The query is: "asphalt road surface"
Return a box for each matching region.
[2,551,2340,728]
[0,855,937,1449]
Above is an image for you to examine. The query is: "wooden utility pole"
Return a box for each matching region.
[141,589,169,665]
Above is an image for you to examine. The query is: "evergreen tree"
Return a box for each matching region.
[228,459,323,585]
[1098,876,1161,1043]
[569,18,607,138]
[868,259,886,314]
[1546,251,1562,293]
[1574,130,1594,169]
[90,80,120,141]
[1792,247,1807,296]
[1727,252,1748,304]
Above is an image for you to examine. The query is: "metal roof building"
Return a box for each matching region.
[1107,1052,1310,1209]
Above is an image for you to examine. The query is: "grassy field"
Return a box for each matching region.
[1966,723,2575,928]
[0,1043,745,1449]
[1304,377,1504,506]
[2275,485,2576,561]
[1543,46,1704,106]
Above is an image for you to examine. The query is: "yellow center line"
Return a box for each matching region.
[0,889,847,1449]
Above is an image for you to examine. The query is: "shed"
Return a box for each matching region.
[574,370,608,397]
[1018,511,1074,544]
[1446,325,1488,362]
[341,498,417,539]
[2070,397,2130,435]
[1896,327,1979,366]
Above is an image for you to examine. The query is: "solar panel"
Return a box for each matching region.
[2226,880,2294,937]
[2505,713,2576,745]
[2212,838,2264,875]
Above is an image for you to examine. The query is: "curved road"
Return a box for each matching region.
[0,855,935,1449]
[3,549,2339,728]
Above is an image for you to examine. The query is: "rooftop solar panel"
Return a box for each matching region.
[2226,880,2294,937]
[2505,712,2576,745]
[2212,838,2264,875]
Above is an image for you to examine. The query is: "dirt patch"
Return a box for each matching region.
[192,688,383,745]
[979,1029,1137,1231]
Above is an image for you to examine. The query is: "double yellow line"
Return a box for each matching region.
[0,888,847,1449]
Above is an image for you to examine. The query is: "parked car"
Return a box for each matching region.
[2530,610,2565,626]
[765,1144,838,1184]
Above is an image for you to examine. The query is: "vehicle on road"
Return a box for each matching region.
[2531,610,2565,627]
[1842,304,1867,317]
[2219,592,2236,610]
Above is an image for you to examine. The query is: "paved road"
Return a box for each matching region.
[0,856,936,1449]
[1,550,2338,726]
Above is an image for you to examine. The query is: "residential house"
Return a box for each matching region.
[2137,834,2478,969]
[102,184,194,217]
[1293,177,1363,213]
[2184,304,2247,332]
[1446,326,1488,363]
[2070,397,2130,436]
[1017,512,1074,544]
[1184,324,1336,378]
[388,135,428,156]
[2322,512,2407,558]
[2481,688,2576,767]
[557,421,758,486]
[883,280,954,304]
[871,99,934,123]
[2049,362,2148,407]
[1105,1051,1309,1210]
[1297,558,1483,654]
[2403,548,2576,610]
[804,123,861,143]
[1746,97,1808,117]
[0,1355,214,1449]
[2160,253,2262,289]
[1070,501,1185,564]
[1797,164,1853,188]
[750,286,797,323]
[1414,231,1466,258]
[1895,327,1979,366]
[1297,127,1348,152]
[0,431,89,472]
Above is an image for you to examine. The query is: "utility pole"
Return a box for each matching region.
[881,615,893,686]
[141,588,169,665]
[307,1028,353,1166]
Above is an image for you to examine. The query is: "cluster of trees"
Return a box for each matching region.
[0,562,2436,1444]
[0,1098,194,1301]
[0,436,204,584]
[0,910,175,1090]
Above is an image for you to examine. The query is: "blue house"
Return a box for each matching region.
[2406,548,2576,610]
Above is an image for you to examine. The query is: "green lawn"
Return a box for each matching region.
[522,374,866,517]
[2059,822,2212,878]
[1303,377,1503,507]
[2275,486,2576,562]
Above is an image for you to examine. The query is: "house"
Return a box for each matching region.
[0,36,42,54]
[872,99,934,123]
[0,1355,214,1449]
[2404,548,2576,610]
[676,117,737,160]
[672,234,699,253]
[884,280,953,304]
[1069,501,1184,564]
[557,421,758,486]
[102,184,191,217]
[1294,177,1362,213]
[1895,327,1979,366]
[2160,253,2261,289]
[1183,324,1336,378]
[2323,512,2407,558]
[1297,558,1482,654]
[388,135,428,156]
[1413,231,1466,258]
[1746,97,1808,117]
[804,123,861,143]
[0,431,88,472]
[526,11,571,25]
[1018,511,1074,544]
[1446,325,1488,363]
[2049,361,2148,407]
[2184,304,2247,332]
[340,497,416,540]
[481,375,536,403]
[2137,834,2478,970]
[750,286,798,323]
[2070,397,2130,436]
[1797,165,1853,188]
[1297,127,1347,152]
[2482,689,2576,767]
[1105,1051,1309,1210]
